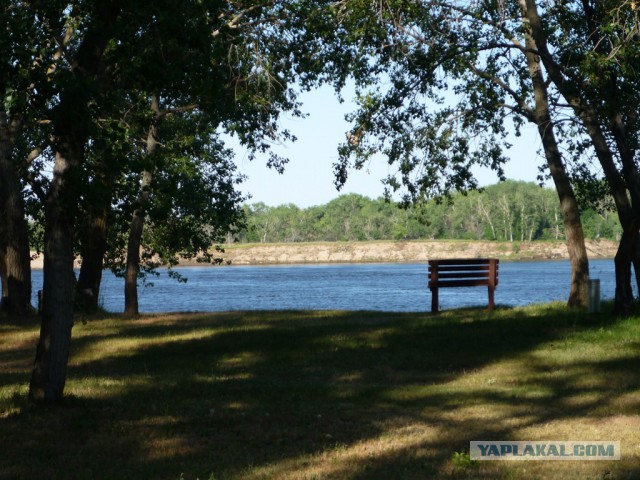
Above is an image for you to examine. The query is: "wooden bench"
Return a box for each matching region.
[428,258,499,313]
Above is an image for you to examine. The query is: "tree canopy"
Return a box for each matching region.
[0,0,328,403]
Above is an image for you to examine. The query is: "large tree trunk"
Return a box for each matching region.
[0,120,33,318]
[580,112,636,313]
[124,94,160,318]
[550,170,590,308]
[29,3,123,403]
[606,112,640,312]
[537,134,589,308]
[29,149,79,403]
[614,227,638,315]
[520,1,589,307]
[1,231,32,318]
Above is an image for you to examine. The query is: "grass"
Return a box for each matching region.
[1,304,639,479]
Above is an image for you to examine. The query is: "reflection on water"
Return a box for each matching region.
[31,259,622,314]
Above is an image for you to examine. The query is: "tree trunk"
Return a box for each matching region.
[29,150,79,403]
[124,94,160,318]
[576,115,635,312]
[478,198,496,240]
[555,187,590,308]
[0,120,32,318]
[0,249,7,313]
[2,233,32,317]
[29,3,124,403]
[76,207,109,312]
[614,226,638,315]
[539,132,590,307]
[76,137,116,313]
[521,0,589,307]
[124,169,154,317]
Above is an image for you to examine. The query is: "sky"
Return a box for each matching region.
[232,85,545,208]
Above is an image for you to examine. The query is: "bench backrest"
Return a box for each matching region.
[428,258,499,289]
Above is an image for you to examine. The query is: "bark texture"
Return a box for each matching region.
[76,203,109,312]
[0,249,7,313]
[0,117,33,317]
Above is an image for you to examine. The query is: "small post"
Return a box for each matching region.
[488,259,497,311]
[37,290,43,314]
[588,279,601,313]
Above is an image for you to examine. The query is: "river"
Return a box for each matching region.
[29,259,624,313]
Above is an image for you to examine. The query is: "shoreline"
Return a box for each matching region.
[212,239,618,266]
[31,239,615,269]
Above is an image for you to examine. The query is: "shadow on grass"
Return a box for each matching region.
[1,305,639,479]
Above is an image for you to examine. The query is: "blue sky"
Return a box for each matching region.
[233,85,545,208]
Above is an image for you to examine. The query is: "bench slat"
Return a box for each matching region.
[429,279,493,288]
[430,265,495,272]
[429,259,493,265]
[433,272,491,280]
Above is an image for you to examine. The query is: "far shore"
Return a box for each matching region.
[30,239,618,270]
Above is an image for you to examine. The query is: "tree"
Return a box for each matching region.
[27,0,128,403]
[69,0,307,316]
[516,0,589,305]
[304,0,640,308]
[121,106,246,317]
[17,0,327,402]
[517,0,640,313]
[0,4,46,318]
[0,124,32,317]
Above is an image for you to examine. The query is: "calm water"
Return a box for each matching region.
[30,259,622,313]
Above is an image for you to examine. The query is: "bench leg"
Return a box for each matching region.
[431,288,439,314]
[488,286,495,311]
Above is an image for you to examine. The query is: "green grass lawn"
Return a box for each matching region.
[1,304,639,479]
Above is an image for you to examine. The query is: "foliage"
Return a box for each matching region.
[99,112,247,279]
[451,451,478,470]
[0,0,346,401]
[237,181,621,243]
[307,0,639,204]
[7,0,326,291]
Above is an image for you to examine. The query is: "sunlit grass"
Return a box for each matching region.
[1,304,639,479]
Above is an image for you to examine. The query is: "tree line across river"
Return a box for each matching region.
[238,181,622,244]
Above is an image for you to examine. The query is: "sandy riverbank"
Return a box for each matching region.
[187,239,617,266]
[29,239,618,269]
